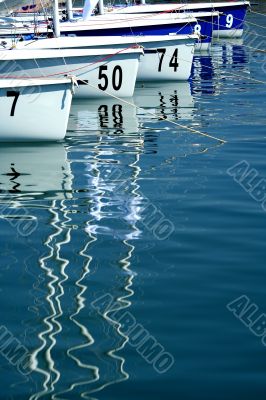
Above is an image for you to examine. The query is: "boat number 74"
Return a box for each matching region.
[6,91,20,117]
[157,48,179,72]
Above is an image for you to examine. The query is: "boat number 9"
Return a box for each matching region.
[194,24,201,35]
[157,48,179,72]
[6,90,20,116]
[226,14,234,28]
[98,65,123,91]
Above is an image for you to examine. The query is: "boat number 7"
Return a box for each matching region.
[157,48,179,72]
[6,91,20,117]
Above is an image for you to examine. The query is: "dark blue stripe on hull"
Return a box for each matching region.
[61,22,195,37]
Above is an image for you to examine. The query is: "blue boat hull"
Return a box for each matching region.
[60,21,196,37]
[193,15,218,46]
[110,2,249,38]
[192,4,249,37]
[60,18,214,50]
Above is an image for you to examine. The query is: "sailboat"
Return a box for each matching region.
[15,33,198,81]
[0,45,143,98]
[0,0,198,37]
[0,77,74,141]
[0,1,144,99]
[78,0,218,51]
[110,1,251,38]
[3,0,201,82]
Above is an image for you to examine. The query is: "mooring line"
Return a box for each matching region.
[249,9,266,18]
[153,48,266,85]
[76,78,226,145]
[212,38,266,59]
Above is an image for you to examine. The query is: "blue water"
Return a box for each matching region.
[0,8,266,400]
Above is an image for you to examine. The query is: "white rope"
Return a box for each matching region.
[154,48,266,85]
[244,31,266,39]
[213,37,266,56]
[198,58,266,85]
[183,16,266,54]
[243,19,266,30]
[249,9,266,18]
[78,78,226,144]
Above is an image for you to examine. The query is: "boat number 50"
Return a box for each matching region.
[226,14,234,29]
[98,65,123,91]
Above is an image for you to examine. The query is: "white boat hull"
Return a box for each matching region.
[0,48,142,98]
[14,35,197,81]
[0,78,73,141]
[138,39,195,81]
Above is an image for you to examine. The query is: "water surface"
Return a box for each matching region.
[0,7,266,400]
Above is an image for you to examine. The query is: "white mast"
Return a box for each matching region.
[98,0,104,15]
[83,0,104,20]
[53,0,61,38]
[66,0,73,20]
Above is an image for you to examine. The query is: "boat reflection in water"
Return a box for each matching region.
[134,81,195,124]
[69,80,195,136]
[68,97,139,135]
[30,133,144,398]
[0,124,145,399]
[0,77,224,399]
[191,39,248,96]
[0,143,72,198]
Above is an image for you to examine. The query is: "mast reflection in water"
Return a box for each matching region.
[0,112,144,399]
[0,73,223,400]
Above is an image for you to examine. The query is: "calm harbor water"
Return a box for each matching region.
[0,6,266,400]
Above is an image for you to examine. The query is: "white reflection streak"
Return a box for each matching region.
[31,132,143,398]
[29,199,71,400]
[83,150,142,398]
[53,238,100,400]
[55,142,142,398]
[52,143,103,399]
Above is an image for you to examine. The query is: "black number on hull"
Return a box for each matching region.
[7,91,20,116]
[98,65,123,91]
[157,48,166,72]
[112,66,123,91]
[169,49,179,72]
[98,66,108,91]
[157,48,179,72]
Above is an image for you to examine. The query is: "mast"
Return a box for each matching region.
[83,0,103,20]
[98,0,104,15]
[53,0,61,37]
[66,0,73,20]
